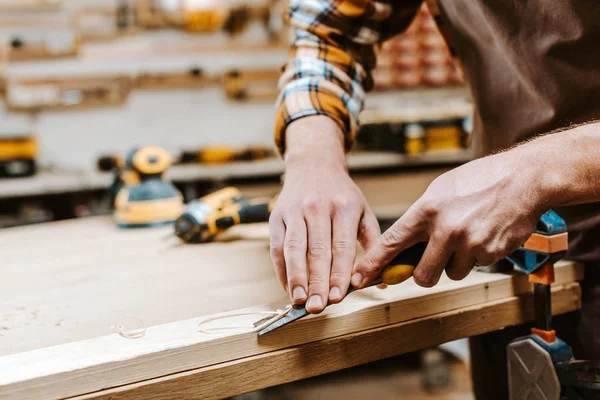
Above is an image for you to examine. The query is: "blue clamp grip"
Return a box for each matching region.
[505,210,567,274]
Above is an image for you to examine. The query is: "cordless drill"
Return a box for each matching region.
[175,194,276,243]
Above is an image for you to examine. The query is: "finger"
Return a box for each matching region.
[283,216,308,305]
[357,207,381,252]
[305,210,332,314]
[269,213,287,291]
[413,236,453,288]
[352,212,421,288]
[445,250,475,281]
[328,208,360,303]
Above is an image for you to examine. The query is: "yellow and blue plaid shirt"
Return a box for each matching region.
[275,0,423,154]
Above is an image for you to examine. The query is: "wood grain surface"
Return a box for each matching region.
[0,244,582,400]
[0,213,584,400]
[0,218,285,357]
[77,283,581,400]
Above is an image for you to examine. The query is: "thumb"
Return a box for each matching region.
[357,208,381,252]
[352,214,419,289]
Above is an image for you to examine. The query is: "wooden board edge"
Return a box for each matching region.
[0,263,583,400]
[74,282,582,400]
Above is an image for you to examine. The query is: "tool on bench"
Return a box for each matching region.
[506,211,600,399]
[175,193,276,243]
[173,186,242,242]
[178,146,272,165]
[112,146,184,228]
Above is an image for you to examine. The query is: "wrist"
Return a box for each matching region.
[511,136,568,211]
[283,116,347,171]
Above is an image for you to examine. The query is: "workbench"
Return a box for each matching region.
[0,217,583,400]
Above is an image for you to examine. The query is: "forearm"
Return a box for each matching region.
[515,121,600,209]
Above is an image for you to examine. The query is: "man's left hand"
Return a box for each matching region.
[352,151,545,288]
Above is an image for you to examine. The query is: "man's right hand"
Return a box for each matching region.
[269,116,381,314]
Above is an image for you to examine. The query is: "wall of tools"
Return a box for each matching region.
[0,0,473,227]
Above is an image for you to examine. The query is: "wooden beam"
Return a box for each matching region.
[0,262,583,400]
[76,282,582,400]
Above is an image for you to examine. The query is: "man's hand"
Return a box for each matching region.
[269,116,381,314]
[353,150,544,289]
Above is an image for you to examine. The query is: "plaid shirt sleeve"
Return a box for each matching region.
[274,0,423,155]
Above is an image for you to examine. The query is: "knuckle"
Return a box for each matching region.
[380,229,402,250]
[332,239,354,256]
[308,241,329,258]
[284,235,305,252]
[359,256,381,275]
[302,197,323,213]
[269,244,283,259]
[332,195,360,213]
[467,236,485,251]
[308,274,328,290]
[418,197,439,219]
[451,225,468,241]
[331,195,349,210]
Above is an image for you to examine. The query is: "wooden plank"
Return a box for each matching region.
[76,282,581,400]
[0,259,583,400]
[0,219,284,357]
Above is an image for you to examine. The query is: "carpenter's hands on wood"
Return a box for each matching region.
[269,116,381,314]
[353,151,544,289]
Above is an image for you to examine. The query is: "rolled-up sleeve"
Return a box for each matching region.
[275,0,423,155]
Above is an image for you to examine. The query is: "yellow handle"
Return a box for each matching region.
[381,264,415,285]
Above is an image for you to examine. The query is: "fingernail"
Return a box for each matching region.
[292,286,306,301]
[351,273,363,288]
[329,286,341,301]
[307,295,323,309]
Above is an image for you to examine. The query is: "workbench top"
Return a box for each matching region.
[0,217,286,357]
[0,216,583,400]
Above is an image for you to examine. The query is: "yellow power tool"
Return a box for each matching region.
[113,146,184,228]
[175,194,276,243]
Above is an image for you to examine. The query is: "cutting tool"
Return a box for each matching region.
[255,242,428,336]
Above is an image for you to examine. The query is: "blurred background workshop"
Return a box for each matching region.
[0,1,501,399]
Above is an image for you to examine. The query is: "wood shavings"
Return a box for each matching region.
[118,317,146,339]
[198,306,293,335]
